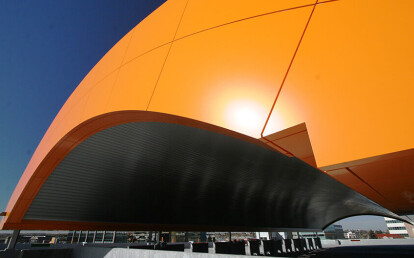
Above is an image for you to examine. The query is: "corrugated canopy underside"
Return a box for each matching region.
[24,122,399,231]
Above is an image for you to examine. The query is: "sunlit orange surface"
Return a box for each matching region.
[2,0,413,230]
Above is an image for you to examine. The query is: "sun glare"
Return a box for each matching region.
[225,100,267,138]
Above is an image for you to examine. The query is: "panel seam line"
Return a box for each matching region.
[63,0,338,117]
[104,28,137,112]
[145,0,190,111]
[345,167,389,202]
[260,0,319,157]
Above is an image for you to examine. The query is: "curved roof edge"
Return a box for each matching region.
[1,111,276,230]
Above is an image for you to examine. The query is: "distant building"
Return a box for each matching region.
[256,232,270,240]
[66,231,129,244]
[384,217,414,238]
[298,225,344,240]
[377,234,405,239]
[324,224,345,239]
[297,232,326,240]
[345,231,357,239]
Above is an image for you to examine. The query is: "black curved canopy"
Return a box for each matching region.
[24,122,400,231]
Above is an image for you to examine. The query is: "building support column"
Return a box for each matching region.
[200,232,206,242]
[92,231,96,243]
[6,230,20,250]
[112,231,116,243]
[157,231,161,243]
[102,231,106,243]
[229,232,232,241]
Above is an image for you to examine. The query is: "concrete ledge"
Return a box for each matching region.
[72,247,250,258]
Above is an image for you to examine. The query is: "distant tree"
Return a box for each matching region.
[368,230,377,239]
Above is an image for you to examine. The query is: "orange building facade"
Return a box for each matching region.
[1,0,413,230]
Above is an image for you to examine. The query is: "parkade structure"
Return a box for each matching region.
[1,0,414,233]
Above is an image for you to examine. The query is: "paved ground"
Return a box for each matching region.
[305,245,414,258]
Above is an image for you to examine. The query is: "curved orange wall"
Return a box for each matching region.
[2,0,414,229]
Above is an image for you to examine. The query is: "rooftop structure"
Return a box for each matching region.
[384,217,414,238]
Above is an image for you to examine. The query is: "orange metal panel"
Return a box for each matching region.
[369,177,414,214]
[123,0,188,64]
[107,44,170,112]
[350,153,414,213]
[326,168,391,209]
[350,153,414,183]
[61,30,133,110]
[149,7,314,138]
[5,200,30,224]
[272,131,314,160]
[264,124,307,143]
[59,96,89,139]
[176,0,315,38]
[263,0,414,168]
[260,123,317,166]
[81,71,118,122]
[20,178,44,201]
[90,29,134,85]
[48,137,78,161]
[35,158,60,179]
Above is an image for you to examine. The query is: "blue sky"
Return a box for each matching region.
[0,0,387,231]
[0,0,165,214]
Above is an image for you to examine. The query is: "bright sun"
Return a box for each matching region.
[225,99,267,138]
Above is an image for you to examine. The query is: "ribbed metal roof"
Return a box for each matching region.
[24,122,398,230]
